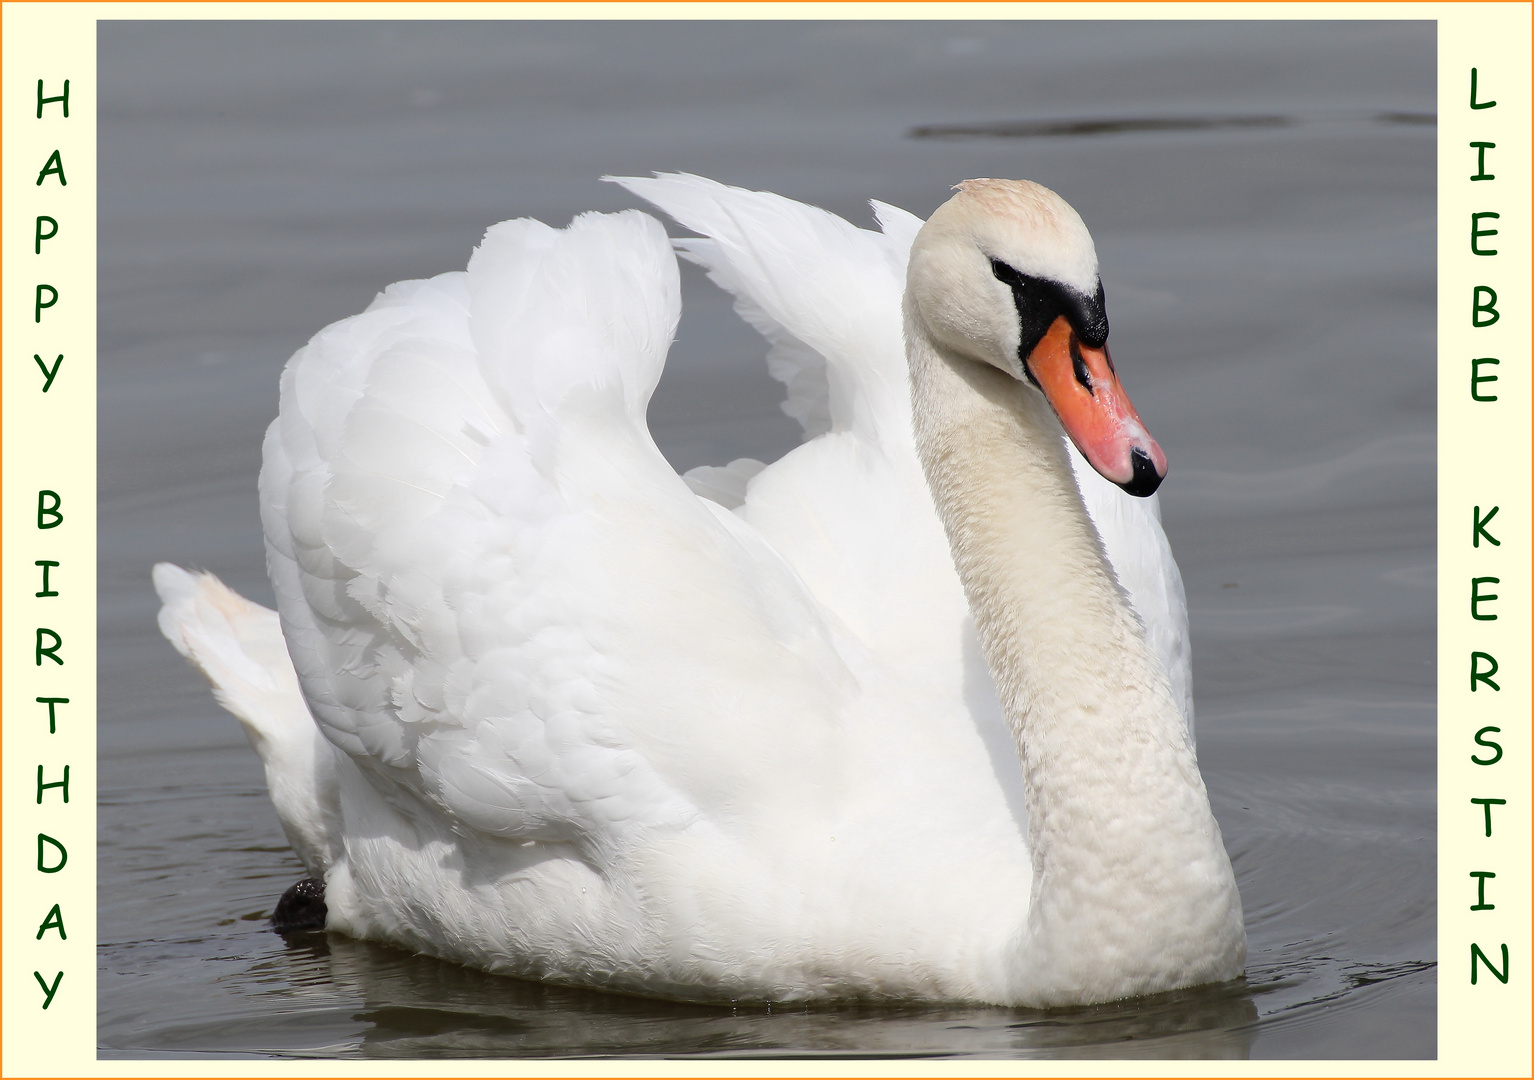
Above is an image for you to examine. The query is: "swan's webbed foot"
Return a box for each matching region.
[272,877,327,932]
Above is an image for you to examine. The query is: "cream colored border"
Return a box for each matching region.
[1,3,1525,1076]
[2,1,98,1074]
[1437,3,1533,1074]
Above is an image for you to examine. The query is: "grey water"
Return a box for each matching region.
[97,20,1436,1059]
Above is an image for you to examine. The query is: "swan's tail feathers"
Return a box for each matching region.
[609,173,915,446]
[466,208,681,430]
[153,563,339,877]
[154,563,296,719]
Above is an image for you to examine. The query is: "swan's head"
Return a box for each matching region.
[907,178,1167,497]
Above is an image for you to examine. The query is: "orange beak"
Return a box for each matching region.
[1023,317,1167,497]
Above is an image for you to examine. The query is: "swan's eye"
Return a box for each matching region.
[990,258,1025,288]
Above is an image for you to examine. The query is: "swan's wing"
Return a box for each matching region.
[1068,446,1195,738]
[261,209,854,857]
[612,174,915,449]
[614,174,974,679]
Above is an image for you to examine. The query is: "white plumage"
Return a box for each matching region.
[156,174,1240,1006]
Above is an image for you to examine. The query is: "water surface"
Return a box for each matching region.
[98,19,1435,1059]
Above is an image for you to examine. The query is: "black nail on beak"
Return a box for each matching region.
[1119,447,1164,498]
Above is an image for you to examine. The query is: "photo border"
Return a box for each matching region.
[2,3,1527,1075]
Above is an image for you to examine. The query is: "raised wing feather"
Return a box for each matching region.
[261,210,853,857]
[617,176,975,676]
[613,174,914,448]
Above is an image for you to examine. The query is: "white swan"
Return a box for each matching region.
[155,174,1243,1007]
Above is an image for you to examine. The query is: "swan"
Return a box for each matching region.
[155,173,1243,1007]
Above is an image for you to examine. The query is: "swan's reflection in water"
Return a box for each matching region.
[267,931,1258,1059]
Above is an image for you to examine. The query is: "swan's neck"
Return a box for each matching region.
[906,319,1244,1004]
